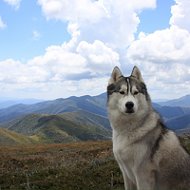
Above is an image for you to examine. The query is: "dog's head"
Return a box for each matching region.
[107,66,151,116]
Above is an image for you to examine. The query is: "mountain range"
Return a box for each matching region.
[0,93,190,145]
[158,95,190,107]
[0,98,43,109]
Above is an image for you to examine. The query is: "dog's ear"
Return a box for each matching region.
[131,66,144,82]
[108,66,123,85]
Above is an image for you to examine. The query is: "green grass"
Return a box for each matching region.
[0,141,124,190]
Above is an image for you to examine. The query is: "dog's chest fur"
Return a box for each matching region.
[110,111,159,182]
[112,128,148,182]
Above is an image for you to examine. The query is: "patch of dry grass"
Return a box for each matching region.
[0,141,124,190]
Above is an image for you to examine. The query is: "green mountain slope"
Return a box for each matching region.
[0,128,35,145]
[35,115,111,143]
[6,112,111,144]
[59,110,111,130]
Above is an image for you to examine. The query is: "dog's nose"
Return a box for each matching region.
[125,102,134,110]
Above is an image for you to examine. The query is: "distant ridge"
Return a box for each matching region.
[0,98,43,109]
[159,95,190,107]
[0,93,107,123]
[0,93,190,145]
[166,114,190,131]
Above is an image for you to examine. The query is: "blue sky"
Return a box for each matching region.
[0,1,70,61]
[138,0,174,33]
[0,0,190,100]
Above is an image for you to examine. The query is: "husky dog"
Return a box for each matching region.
[107,66,190,190]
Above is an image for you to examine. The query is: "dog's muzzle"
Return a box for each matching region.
[125,101,135,113]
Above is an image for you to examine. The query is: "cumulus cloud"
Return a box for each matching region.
[170,0,190,30]
[76,40,120,77]
[1,0,155,99]
[126,0,190,99]
[0,59,49,84]
[0,39,120,98]
[127,26,190,64]
[28,0,155,98]
[38,0,107,23]
[31,41,119,80]
[3,0,22,9]
[38,0,156,48]
[2,0,190,99]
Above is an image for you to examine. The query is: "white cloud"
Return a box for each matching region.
[38,0,156,49]
[38,0,107,23]
[76,40,120,77]
[10,40,119,82]
[27,46,88,81]
[126,0,190,99]
[3,0,190,100]
[3,0,22,9]
[0,16,6,29]
[31,0,156,99]
[0,59,49,84]
[0,40,120,99]
[127,26,190,64]
[170,0,190,31]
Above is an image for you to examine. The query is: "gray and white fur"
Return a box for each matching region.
[107,66,190,190]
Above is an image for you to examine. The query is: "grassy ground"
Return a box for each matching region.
[0,141,124,190]
[1,136,189,190]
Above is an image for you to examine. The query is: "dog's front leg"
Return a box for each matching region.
[123,173,137,190]
[118,166,137,190]
[136,170,156,190]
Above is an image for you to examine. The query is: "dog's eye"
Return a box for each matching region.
[134,91,139,95]
[119,91,125,95]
